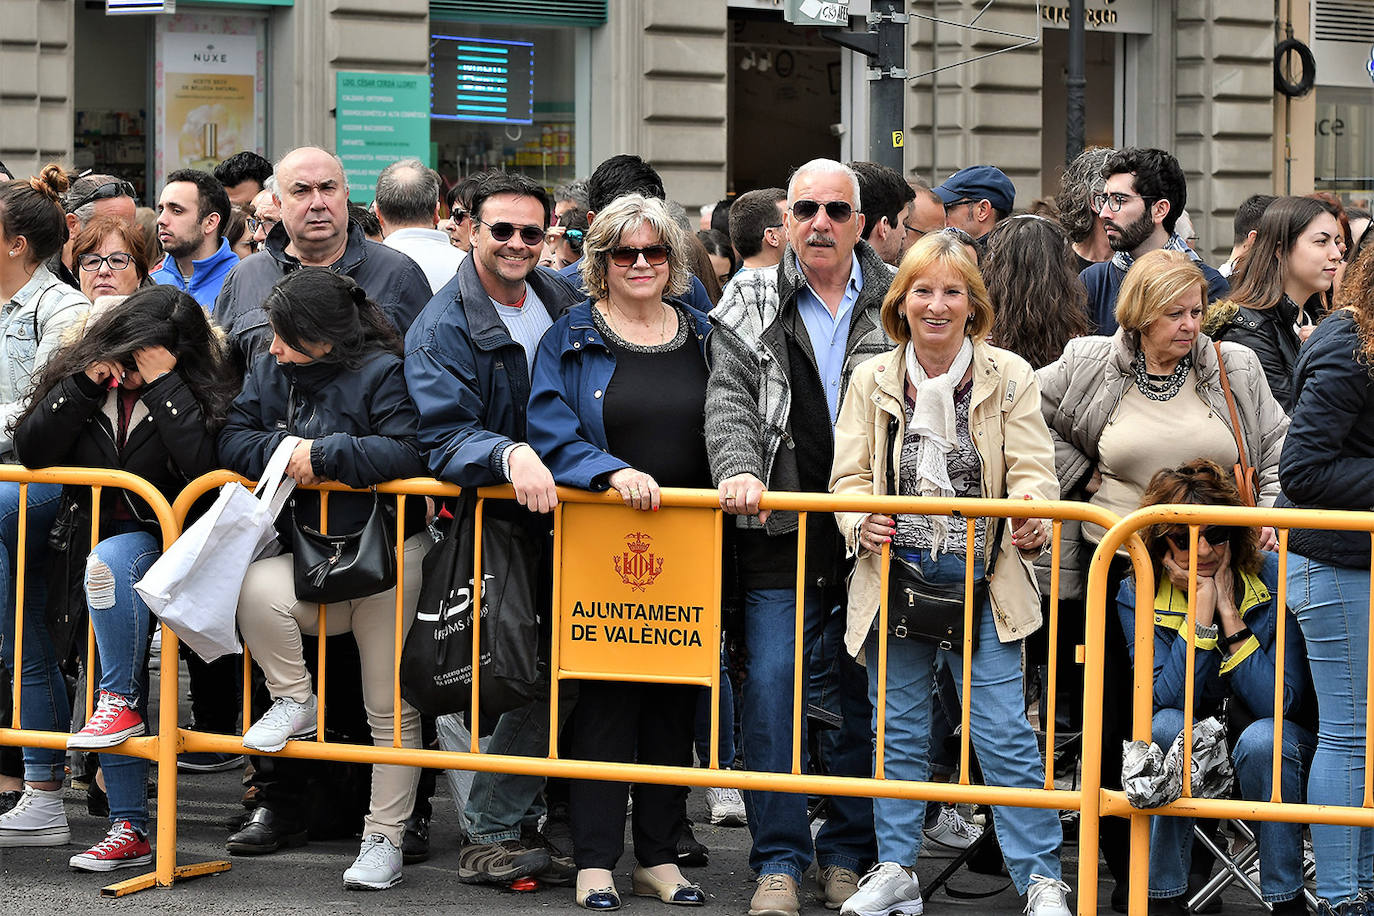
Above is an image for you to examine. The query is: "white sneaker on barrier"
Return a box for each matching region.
[344,833,403,890]
[840,862,923,916]
[242,695,317,753]
[707,785,747,826]
[1024,874,1073,916]
[0,785,70,846]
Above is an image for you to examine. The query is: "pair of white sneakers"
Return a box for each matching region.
[840,862,1072,916]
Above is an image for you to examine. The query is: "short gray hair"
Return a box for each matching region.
[66,172,132,226]
[580,195,692,302]
[787,159,861,211]
[554,178,589,210]
[1058,146,1114,243]
[374,158,440,225]
[665,200,692,233]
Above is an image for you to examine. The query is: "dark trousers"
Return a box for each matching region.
[569,680,695,870]
[182,645,242,733]
[1099,555,1134,887]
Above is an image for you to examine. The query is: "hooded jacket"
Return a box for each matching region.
[213,221,431,371]
[151,238,240,311]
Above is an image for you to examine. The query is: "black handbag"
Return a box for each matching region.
[290,488,397,603]
[883,416,999,652]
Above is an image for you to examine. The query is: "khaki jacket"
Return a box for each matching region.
[830,341,1059,660]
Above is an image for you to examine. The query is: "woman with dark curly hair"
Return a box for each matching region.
[1116,459,1314,914]
[8,285,234,872]
[984,215,1094,370]
[1278,241,1374,913]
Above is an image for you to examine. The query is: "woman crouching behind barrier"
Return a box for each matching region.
[1116,459,1314,914]
[11,285,234,871]
[828,231,1071,916]
[218,268,430,891]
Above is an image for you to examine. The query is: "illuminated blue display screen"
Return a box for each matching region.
[430,34,535,125]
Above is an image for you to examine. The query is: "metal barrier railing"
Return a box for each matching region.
[1088,502,1374,916]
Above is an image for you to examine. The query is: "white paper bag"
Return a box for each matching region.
[136,437,300,662]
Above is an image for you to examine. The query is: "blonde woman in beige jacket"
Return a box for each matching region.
[827,231,1067,916]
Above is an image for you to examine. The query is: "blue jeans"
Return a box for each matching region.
[741,585,875,880]
[863,549,1062,895]
[463,693,575,843]
[1290,555,1374,905]
[85,527,160,833]
[694,646,736,769]
[0,482,66,782]
[1146,709,1315,901]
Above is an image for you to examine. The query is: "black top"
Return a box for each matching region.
[1278,310,1374,567]
[1213,296,1303,413]
[598,307,711,489]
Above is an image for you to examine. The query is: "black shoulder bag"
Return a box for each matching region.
[883,415,999,653]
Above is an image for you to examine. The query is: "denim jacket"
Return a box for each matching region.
[1117,552,1308,724]
[528,299,711,490]
[0,264,90,460]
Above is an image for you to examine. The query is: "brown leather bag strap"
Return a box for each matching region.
[1213,341,1251,478]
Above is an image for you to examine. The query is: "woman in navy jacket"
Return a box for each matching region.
[1117,460,1313,913]
[528,195,710,910]
[218,268,428,892]
[1277,244,1374,914]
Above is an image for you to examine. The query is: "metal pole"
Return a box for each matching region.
[868,0,907,172]
[1066,0,1086,163]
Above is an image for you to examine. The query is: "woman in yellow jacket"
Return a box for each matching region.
[828,231,1068,916]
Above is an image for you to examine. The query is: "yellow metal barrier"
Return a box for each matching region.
[1089,502,1374,916]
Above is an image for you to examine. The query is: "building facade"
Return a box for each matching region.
[0,0,1334,264]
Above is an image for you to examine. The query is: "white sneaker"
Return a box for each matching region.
[0,785,70,846]
[922,804,983,856]
[242,695,317,753]
[707,785,747,826]
[1024,874,1072,916]
[344,833,403,890]
[840,862,923,916]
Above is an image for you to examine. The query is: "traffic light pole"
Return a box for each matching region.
[823,0,908,172]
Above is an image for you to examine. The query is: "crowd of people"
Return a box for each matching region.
[0,141,1369,916]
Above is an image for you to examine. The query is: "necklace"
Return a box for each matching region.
[1133,350,1191,401]
[603,300,668,345]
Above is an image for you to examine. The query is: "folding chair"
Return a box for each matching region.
[1187,819,1317,913]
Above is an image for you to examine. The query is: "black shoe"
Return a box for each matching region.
[1149,894,1190,916]
[676,818,708,868]
[87,782,109,818]
[0,790,21,816]
[177,752,245,773]
[542,805,574,859]
[401,812,430,864]
[1111,882,1129,914]
[226,806,309,856]
[523,825,575,886]
[1271,899,1307,916]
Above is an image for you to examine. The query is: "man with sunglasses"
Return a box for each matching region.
[213,146,432,372]
[932,164,1015,245]
[707,158,891,916]
[1081,148,1229,335]
[404,170,582,889]
[47,172,138,291]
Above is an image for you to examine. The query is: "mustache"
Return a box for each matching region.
[804,232,837,247]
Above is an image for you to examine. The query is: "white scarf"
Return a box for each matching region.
[902,337,974,557]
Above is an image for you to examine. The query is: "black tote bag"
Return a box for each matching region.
[399,490,546,720]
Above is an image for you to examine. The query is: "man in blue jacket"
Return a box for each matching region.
[151,169,239,310]
[405,171,581,888]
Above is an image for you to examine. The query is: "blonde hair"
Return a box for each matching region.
[579,195,691,302]
[881,231,993,343]
[1114,249,1207,332]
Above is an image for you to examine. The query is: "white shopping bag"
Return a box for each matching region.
[136,437,300,662]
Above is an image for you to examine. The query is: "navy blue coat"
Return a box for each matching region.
[403,254,582,488]
[527,299,711,490]
[1084,257,1230,335]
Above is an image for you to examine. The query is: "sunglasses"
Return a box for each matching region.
[547,228,584,244]
[791,199,853,223]
[66,179,137,215]
[77,252,133,272]
[479,218,544,246]
[451,208,469,225]
[609,245,671,268]
[1162,525,1239,552]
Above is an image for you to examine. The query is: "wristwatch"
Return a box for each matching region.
[1195,623,1219,641]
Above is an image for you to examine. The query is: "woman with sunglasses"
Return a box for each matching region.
[528,194,710,911]
[71,214,152,307]
[0,166,91,836]
[1037,248,1288,907]
[9,285,234,871]
[1279,243,1374,914]
[1115,459,1314,915]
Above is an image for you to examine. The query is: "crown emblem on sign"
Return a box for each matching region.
[615,531,664,591]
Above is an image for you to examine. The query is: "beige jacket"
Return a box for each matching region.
[830,341,1059,660]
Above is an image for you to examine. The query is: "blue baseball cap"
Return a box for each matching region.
[933,166,1016,213]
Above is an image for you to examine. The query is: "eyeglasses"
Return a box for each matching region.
[791,199,853,223]
[77,252,133,272]
[65,179,137,215]
[609,245,671,268]
[1162,525,1239,552]
[943,198,975,210]
[1091,191,1154,213]
[478,219,545,246]
[246,217,278,234]
[547,228,584,245]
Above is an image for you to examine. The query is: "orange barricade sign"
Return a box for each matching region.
[556,502,721,683]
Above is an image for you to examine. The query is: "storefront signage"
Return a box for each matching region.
[335,71,431,203]
[785,0,850,26]
[430,34,535,125]
[1042,0,1152,34]
[556,502,720,683]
